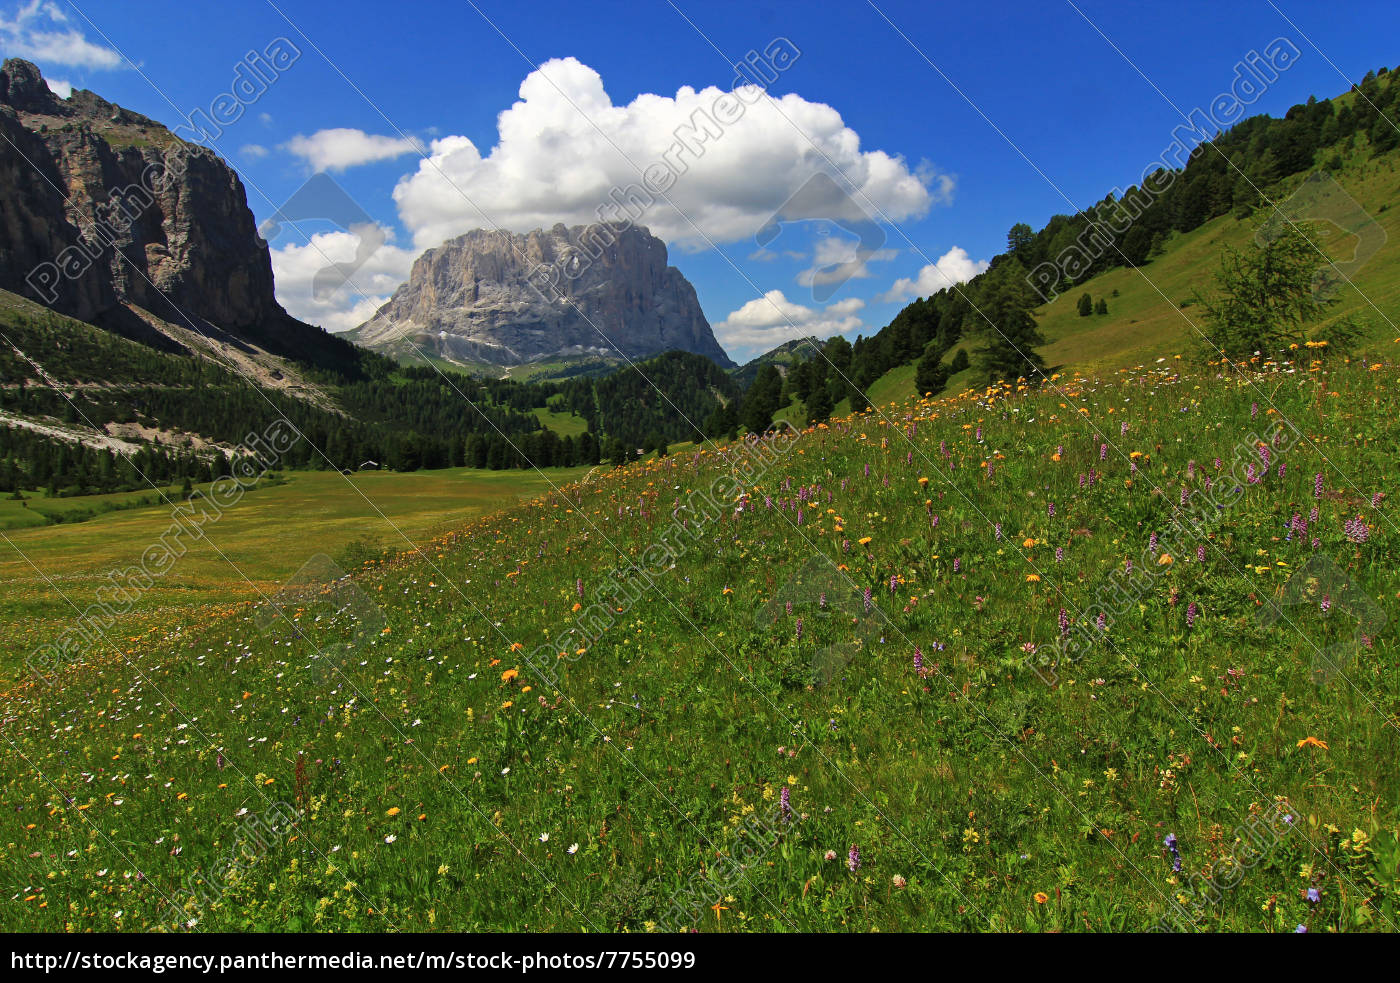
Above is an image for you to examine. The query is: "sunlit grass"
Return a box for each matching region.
[2,359,1396,933]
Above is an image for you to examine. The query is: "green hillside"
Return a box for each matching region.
[1035,158,1400,371]
[747,68,1400,428]
[813,146,1400,416]
[5,356,1396,931]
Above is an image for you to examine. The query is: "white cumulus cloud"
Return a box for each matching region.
[269,227,417,334]
[43,76,70,98]
[875,246,989,303]
[284,128,424,172]
[0,1,123,70]
[392,57,943,251]
[714,290,865,357]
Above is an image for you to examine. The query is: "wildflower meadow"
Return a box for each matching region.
[3,353,1398,933]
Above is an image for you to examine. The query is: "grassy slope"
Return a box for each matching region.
[1037,156,1400,370]
[3,357,1396,932]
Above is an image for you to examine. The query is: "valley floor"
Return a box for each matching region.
[0,467,591,692]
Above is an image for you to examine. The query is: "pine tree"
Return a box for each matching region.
[1006,222,1035,260]
[804,378,833,424]
[1197,220,1334,359]
[914,346,949,397]
[1077,293,1094,317]
[974,261,1047,385]
[742,365,784,434]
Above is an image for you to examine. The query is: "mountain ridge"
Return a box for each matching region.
[0,57,361,375]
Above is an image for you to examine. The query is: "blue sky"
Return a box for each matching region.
[4,0,1398,361]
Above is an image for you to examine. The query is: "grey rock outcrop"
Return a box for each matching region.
[353,223,733,367]
[0,58,283,337]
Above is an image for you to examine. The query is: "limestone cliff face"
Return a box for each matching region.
[0,58,281,334]
[354,223,733,367]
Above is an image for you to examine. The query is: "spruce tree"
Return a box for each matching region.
[974,261,1047,385]
[804,381,833,425]
[914,346,949,397]
[1197,220,1332,359]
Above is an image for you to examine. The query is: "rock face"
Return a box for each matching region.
[0,58,284,338]
[354,223,734,367]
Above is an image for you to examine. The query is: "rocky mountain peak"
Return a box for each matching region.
[0,57,292,345]
[353,223,733,368]
[0,58,58,114]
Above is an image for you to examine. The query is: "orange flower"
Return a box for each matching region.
[1296,736,1329,750]
[501,668,519,682]
[1023,537,1036,548]
[1157,553,1173,566]
[1034,892,1049,904]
